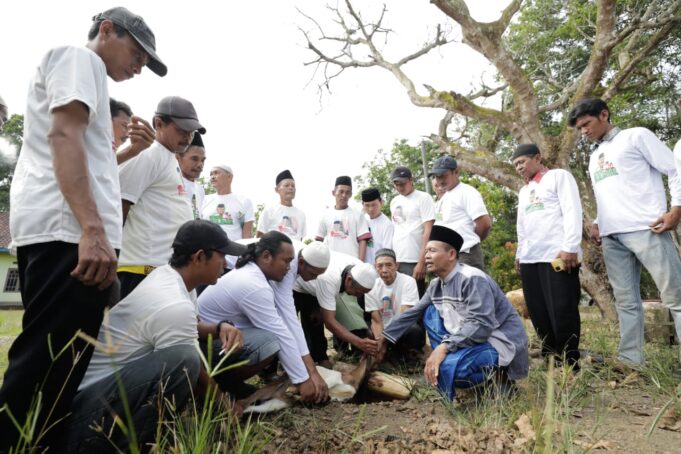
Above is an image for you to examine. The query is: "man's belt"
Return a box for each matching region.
[117,265,157,275]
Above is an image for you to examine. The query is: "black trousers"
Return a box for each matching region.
[117,271,147,301]
[391,323,426,355]
[397,262,427,297]
[520,263,581,365]
[0,242,118,451]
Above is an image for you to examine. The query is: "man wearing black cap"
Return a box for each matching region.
[257,170,307,240]
[117,95,206,299]
[361,188,394,265]
[62,220,247,451]
[390,166,436,296]
[316,176,372,260]
[378,225,529,400]
[512,144,583,369]
[429,155,491,271]
[177,132,207,219]
[2,7,166,448]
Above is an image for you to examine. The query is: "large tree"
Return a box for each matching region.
[300,0,681,319]
[0,114,23,211]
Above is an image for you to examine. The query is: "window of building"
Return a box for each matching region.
[4,268,20,293]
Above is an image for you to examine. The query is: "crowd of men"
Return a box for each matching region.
[1,5,681,453]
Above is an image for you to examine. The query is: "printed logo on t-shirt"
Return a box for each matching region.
[176,166,186,196]
[367,226,374,248]
[277,215,299,235]
[380,290,396,324]
[525,189,545,214]
[329,218,349,239]
[392,206,406,224]
[209,204,232,225]
[593,152,619,183]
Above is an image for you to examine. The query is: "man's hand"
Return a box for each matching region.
[650,207,681,233]
[218,322,243,354]
[413,261,426,281]
[424,344,448,386]
[375,337,389,364]
[356,337,379,356]
[127,116,154,156]
[589,224,601,246]
[297,378,318,403]
[514,258,520,274]
[71,226,118,290]
[308,368,330,403]
[558,251,579,272]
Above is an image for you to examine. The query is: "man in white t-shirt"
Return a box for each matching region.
[257,169,307,240]
[361,188,394,265]
[178,132,206,220]
[117,96,205,299]
[202,164,255,242]
[568,98,681,369]
[316,176,372,260]
[294,254,379,365]
[63,220,248,451]
[365,249,423,360]
[1,7,167,450]
[390,166,436,296]
[429,155,491,271]
[512,144,583,369]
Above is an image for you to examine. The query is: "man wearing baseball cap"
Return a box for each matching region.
[389,166,436,296]
[117,96,206,299]
[1,7,166,448]
[429,155,491,271]
[62,220,247,450]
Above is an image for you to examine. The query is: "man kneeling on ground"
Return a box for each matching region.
[377,225,529,400]
[62,220,248,451]
[366,248,424,362]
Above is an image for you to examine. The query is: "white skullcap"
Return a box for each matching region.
[212,164,233,175]
[301,242,330,268]
[350,263,378,290]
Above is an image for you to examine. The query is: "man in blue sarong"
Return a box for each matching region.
[377,225,529,400]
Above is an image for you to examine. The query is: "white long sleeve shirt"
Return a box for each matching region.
[198,262,309,384]
[589,127,681,236]
[516,169,583,263]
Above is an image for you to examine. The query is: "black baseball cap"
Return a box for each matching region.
[390,166,412,182]
[428,155,458,177]
[172,220,248,256]
[92,7,167,77]
[156,96,206,134]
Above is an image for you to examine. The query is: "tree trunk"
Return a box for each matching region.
[581,241,617,321]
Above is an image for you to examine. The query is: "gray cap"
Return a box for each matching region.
[93,7,167,77]
[156,96,206,134]
[428,155,457,177]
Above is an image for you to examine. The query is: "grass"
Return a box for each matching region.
[0,310,22,384]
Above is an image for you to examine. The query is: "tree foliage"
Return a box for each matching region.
[301,0,681,318]
[0,114,23,211]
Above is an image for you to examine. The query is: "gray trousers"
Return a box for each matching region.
[459,243,486,271]
[61,344,200,453]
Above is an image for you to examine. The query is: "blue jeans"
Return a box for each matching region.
[601,230,681,365]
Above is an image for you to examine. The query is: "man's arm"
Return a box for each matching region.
[49,101,117,289]
[116,116,154,165]
[473,215,492,241]
[414,220,434,280]
[358,238,368,261]
[242,221,254,239]
[321,308,378,355]
[370,311,384,339]
[555,171,583,271]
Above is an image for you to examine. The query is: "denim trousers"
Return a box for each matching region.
[601,229,681,365]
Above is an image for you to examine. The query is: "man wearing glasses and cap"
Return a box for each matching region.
[117,95,206,299]
[1,7,167,449]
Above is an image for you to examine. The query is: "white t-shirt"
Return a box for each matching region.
[201,193,255,241]
[198,262,309,384]
[182,177,205,220]
[10,46,122,249]
[118,141,193,266]
[316,207,371,257]
[516,169,583,263]
[589,127,681,236]
[257,203,307,240]
[674,140,681,179]
[434,182,489,253]
[79,265,198,390]
[365,213,394,265]
[365,272,419,327]
[294,251,361,311]
[390,190,436,263]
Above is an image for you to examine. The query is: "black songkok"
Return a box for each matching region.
[276,169,294,185]
[429,225,464,253]
[335,175,352,187]
[511,144,539,161]
[361,188,380,202]
[189,132,204,148]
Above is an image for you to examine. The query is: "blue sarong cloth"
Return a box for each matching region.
[424,304,499,400]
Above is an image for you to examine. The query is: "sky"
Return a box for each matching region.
[0,0,509,236]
